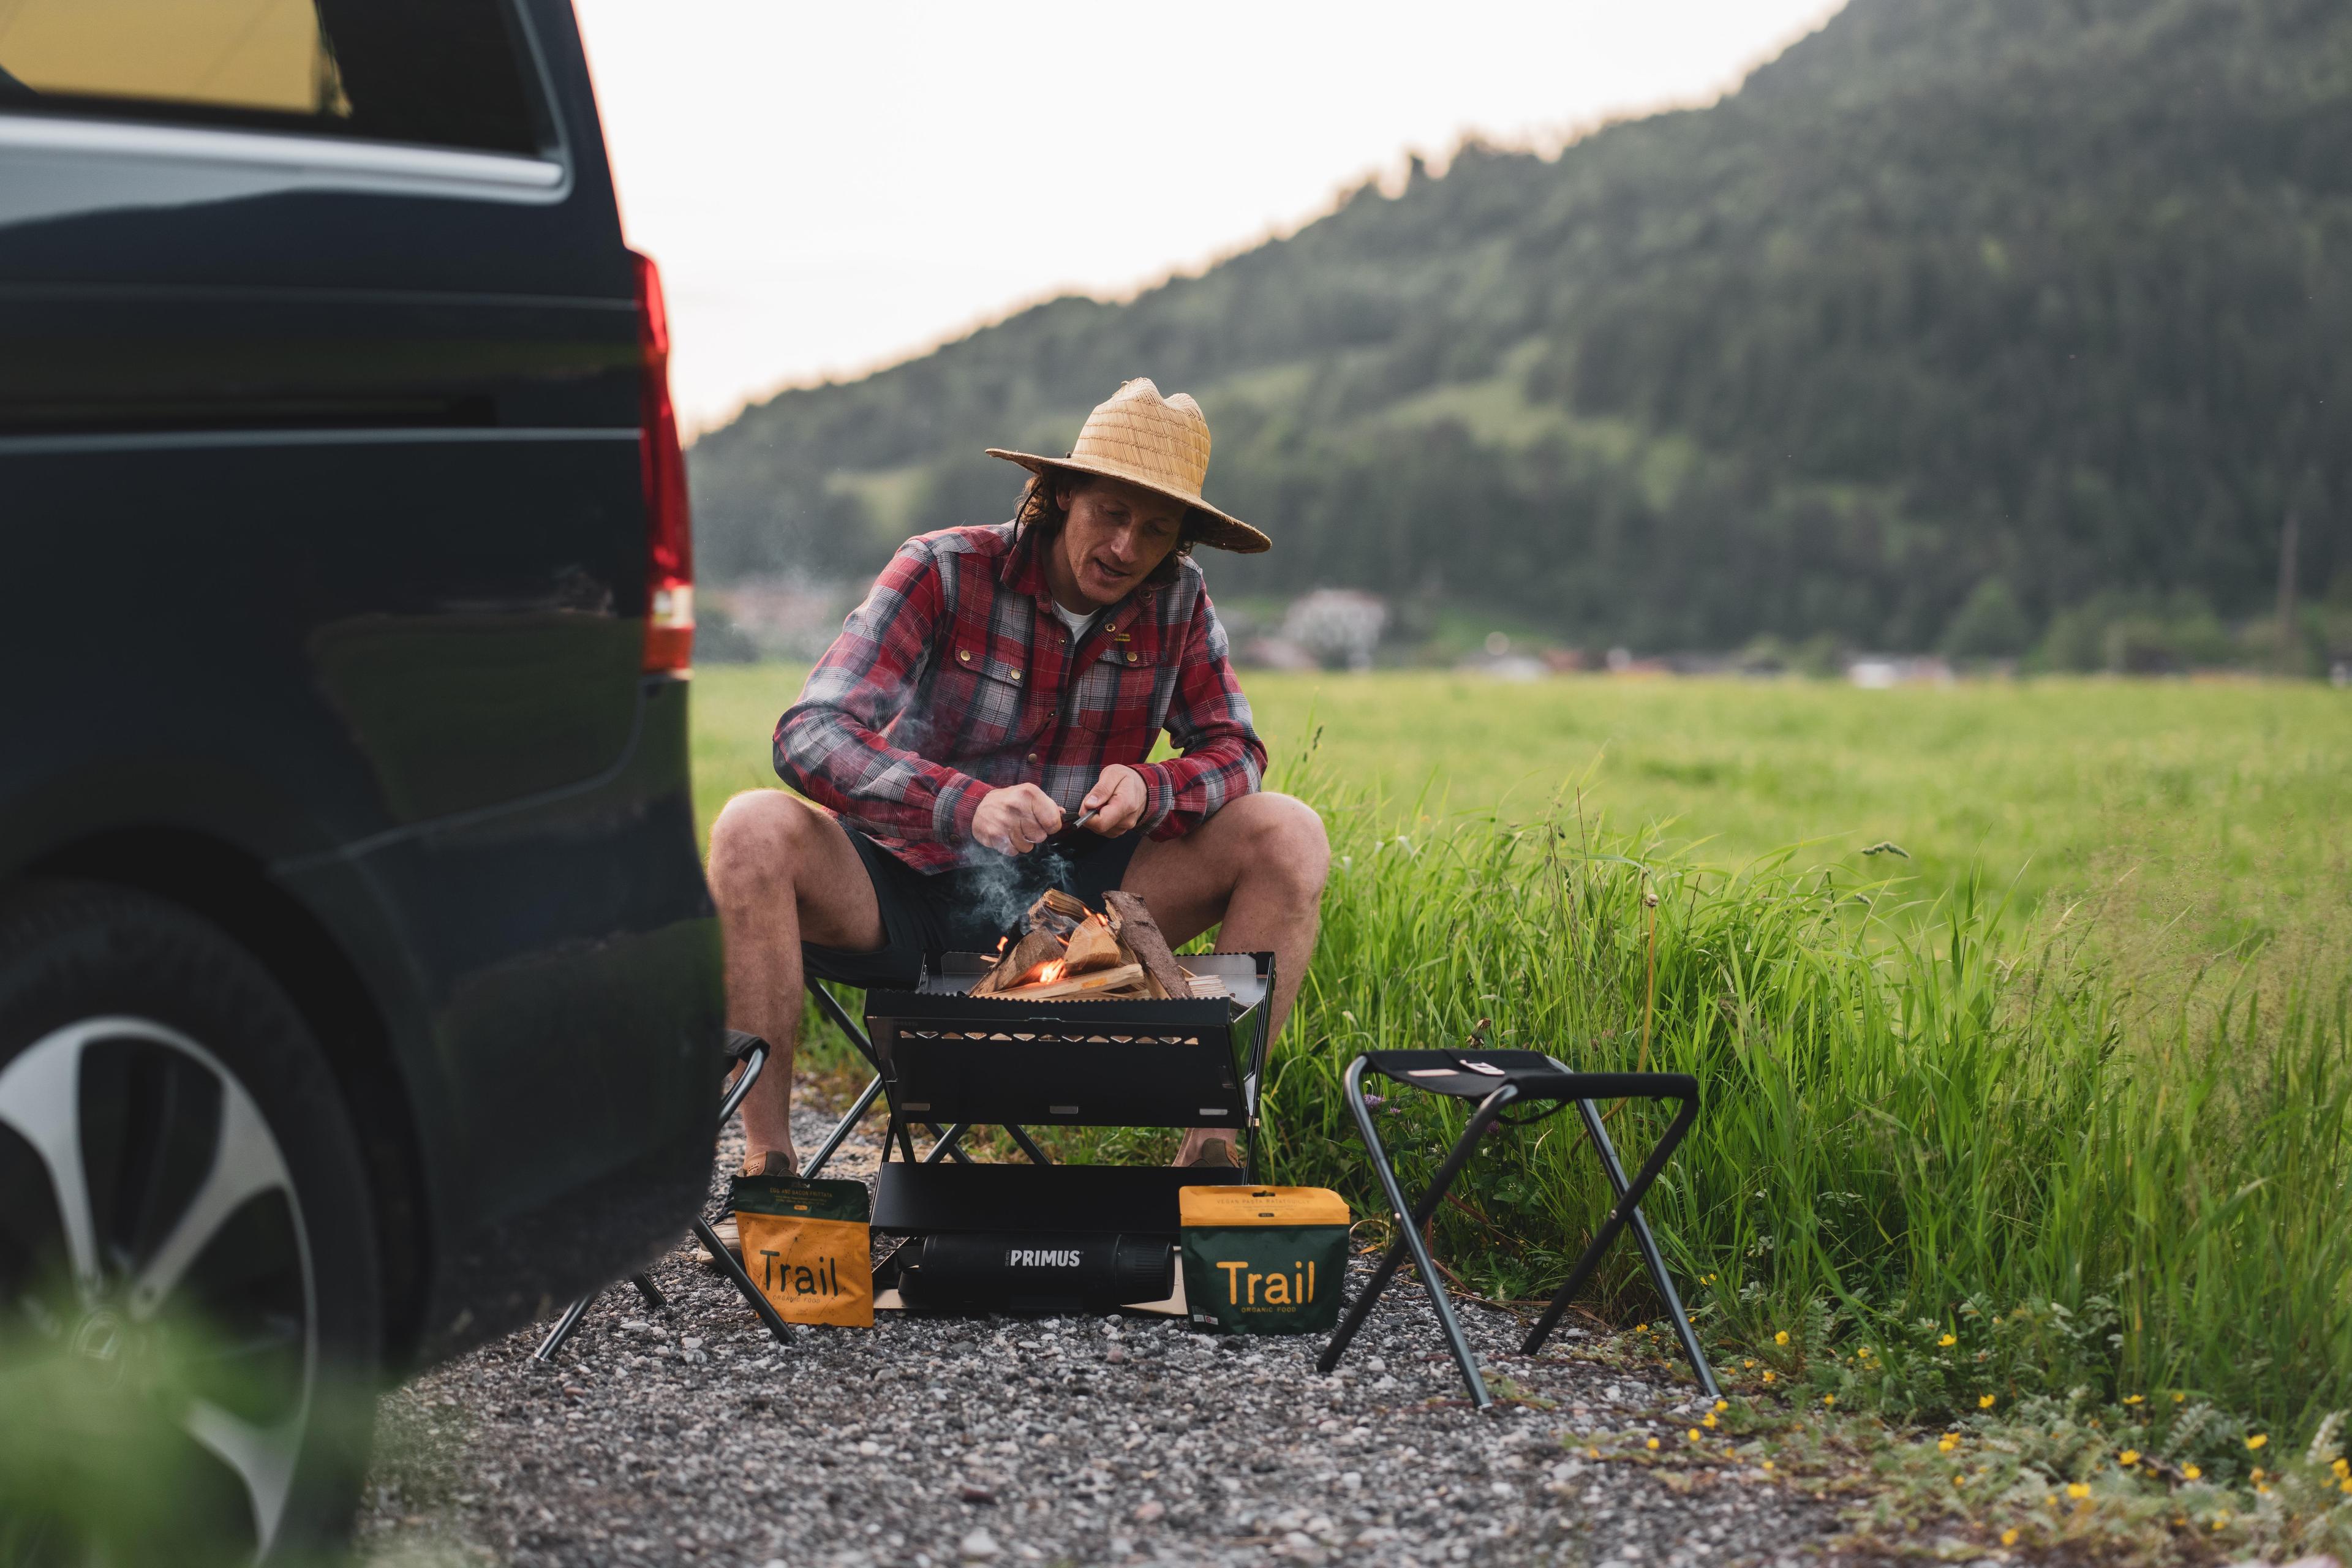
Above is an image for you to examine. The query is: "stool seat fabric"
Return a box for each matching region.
[1360,1049,1697,1107]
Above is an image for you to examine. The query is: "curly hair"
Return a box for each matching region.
[1014,469,1202,587]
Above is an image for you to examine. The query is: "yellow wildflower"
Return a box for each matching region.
[1774,1330,1789,1346]
[1702,1414,1718,1429]
[2332,1457,2348,1478]
[1687,1428,1702,1442]
[1646,1437,1659,1450]
[2339,1478,2351,1494]
[2247,1434,2267,1450]
[1980,1394,1997,1409]
[2001,1528,2019,1547]
[2182,1465,2201,1480]
[2250,1467,2264,1482]
[2067,1483,2090,1499]
[1939,1333,1957,1348]
[1743,1359,1756,1369]
[1588,1447,1601,1460]
[2122,1395,2143,1406]
[1716,1399,1730,1411]
[2119,1450,2139,1466]
[1762,1371,1775,1384]
[1822,1395,1836,1407]
[2173,1392,2186,1403]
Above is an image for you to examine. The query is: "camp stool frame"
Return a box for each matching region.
[1315,1049,1719,1409]
[530,984,998,1363]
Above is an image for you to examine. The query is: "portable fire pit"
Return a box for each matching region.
[862,892,1273,1316]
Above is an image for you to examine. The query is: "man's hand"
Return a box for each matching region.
[1080,764,1148,836]
[973,783,1063,856]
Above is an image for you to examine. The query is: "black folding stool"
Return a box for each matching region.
[1316,1049,1718,1409]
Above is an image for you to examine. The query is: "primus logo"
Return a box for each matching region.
[1006,1248,1083,1268]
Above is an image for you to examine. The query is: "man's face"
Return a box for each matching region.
[1052,477,1188,609]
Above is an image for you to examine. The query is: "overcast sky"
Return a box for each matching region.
[571,1,1846,434]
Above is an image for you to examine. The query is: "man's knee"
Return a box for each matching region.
[1238,793,1330,899]
[707,790,821,904]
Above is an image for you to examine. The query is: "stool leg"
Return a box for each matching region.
[1003,1123,1051,1166]
[532,1287,600,1363]
[1567,1100,1719,1398]
[695,1213,795,1344]
[630,1274,667,1311]
[1521,1095,1709,1396]
[804,1072,884,1179]
[807,983,882,1074]
[1318,1060,1515,1409]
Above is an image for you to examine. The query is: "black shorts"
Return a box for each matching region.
[802,826,1146,992]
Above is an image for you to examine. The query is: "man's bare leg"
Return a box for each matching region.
[705,791,886,1173]
[1120,793,1330,1164]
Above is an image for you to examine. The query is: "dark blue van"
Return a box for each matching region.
[0,2,722,1556]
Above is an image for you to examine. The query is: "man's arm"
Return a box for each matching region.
[772,541,991,843]
[1129,592,1267,837]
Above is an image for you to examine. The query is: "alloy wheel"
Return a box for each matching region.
[0,1014,317,1561]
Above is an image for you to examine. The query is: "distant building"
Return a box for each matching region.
[1280,590,1388,671]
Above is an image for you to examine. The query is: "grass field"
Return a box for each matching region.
[696,668,2350,952]
[693,666,2352,1550]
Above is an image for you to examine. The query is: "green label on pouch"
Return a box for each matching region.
[728,1172,870,1223]
[1181,1223,1349,1335]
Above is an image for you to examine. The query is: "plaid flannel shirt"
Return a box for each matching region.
[775,521,1266,873]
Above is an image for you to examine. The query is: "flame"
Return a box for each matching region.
[1036,959,1067,984]
[993,935,1008,956]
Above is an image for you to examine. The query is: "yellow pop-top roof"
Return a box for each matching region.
[1178,1185,1350,1228]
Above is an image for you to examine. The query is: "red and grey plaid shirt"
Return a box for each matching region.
[775,522,1266,873]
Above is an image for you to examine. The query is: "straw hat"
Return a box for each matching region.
[987,378,1270,554]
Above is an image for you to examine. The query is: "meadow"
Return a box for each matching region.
[696,666,2352,1544]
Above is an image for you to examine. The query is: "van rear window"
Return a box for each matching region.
[0,0,543,156]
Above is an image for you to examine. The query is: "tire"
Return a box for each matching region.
[0,881,383,1566]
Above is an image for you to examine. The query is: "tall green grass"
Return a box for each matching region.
[1267,783,2352,1439]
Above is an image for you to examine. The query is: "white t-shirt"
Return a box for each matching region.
[1049,600,1098,639]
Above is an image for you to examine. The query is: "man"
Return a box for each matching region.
[707,379,1329,1174]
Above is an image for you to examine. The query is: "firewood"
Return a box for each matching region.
[1182,970,1231,1000]
[973,928,1065,997]
[1024,889,1089,939]
[992,962,1144,1001]
[1103,892,1189,1001]
[1061,911,1125,974]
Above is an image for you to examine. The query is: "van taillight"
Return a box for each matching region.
[633,249,694,674]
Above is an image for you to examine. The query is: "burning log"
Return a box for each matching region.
[1060,911,1125,974]
[992,962,1145,1001]
[968,889,1221,1004]
[972,927,1065,997]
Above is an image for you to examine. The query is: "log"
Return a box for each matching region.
[1060,911,1125,974]
[1102,892,1189,1002]
[992,962,1144,1001]
[973,928,1065,997]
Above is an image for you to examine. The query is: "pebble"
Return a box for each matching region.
[355,1096,1839,1566]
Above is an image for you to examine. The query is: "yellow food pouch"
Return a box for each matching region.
[730,1172,872,1328]
[1179,1185,1350,1335]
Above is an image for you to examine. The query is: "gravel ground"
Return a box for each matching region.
[356,1092,1844,1568]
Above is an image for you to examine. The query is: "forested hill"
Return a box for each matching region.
[687,0,2352,654]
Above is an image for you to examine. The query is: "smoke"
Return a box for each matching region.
[955,842,1079,943]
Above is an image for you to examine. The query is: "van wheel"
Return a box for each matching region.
[0,882,382,1565]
